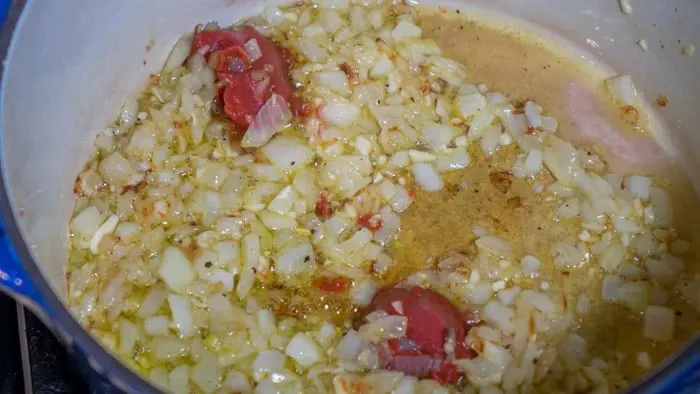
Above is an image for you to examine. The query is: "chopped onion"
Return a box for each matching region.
[422,122,455,151]
[286,333,324,367]
[89,215,119,254]
[320,98,361,127]
[605,74,637,106]
[411,163,443,192]
[623,175,652,200]
[145,315,170,336]
[262,136,313,171]
[163,34,193,73]
[158,246,195,293]
[298,37,328,62]
[476,236,513,258]
[644,306,674,341]
[358,315,408,342]
[351,279,377,306]
[243,39,263,62]
[263,4,285,26]
[392,20,422,40]
[252,350,286,373]
[119,319,138,355]
[71,206,102,238]
[275,241,314,276]
[168,365,189,394]
[314,71,351,97]
[167,294,195,337]
[616,281,649,313]
[242,94,292,148]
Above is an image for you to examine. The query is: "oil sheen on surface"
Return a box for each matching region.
[385,8,700,387]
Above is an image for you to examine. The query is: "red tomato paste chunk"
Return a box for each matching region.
[191,27,296,129]
[361,286,476,384]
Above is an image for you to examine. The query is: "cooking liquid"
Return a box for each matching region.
[387,8,700,388]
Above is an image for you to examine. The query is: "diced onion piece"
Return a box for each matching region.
[483,300,515,334]
[268,186,298,215]
[600,242,626,272]
[257,309,277,335]
[286,333,324,367]
[168,364,189,394]
[320,98,361,127]
[191,355,220,393]
[119,319,138,355]
[263,4,285,26]
[351,279,377,306]
[242,94,292,148]
[602,275,623,302]
[71,206,102,238]
[167,294,195,337]
[456,93,487,119]
[262,136,313,171]
[616,281,649,313]
[224,371,252,392]
[315,71,351,97]
[644,306,675,341]
[298,37,328,62]
[605,74,637,106]
[435,148,471,172]
[318,0,349,9]
[392,20,422,40]
[275,241,314,276]
[252,350,286,373]
[158,246,195,293]
[411,163,443,192]
[524,101,542,128]
[624,175,652,200]
[243,39,263,62]
[521,255,541,277]
[370,54,393,79]
[650,187,673,226]
[145,315,170,336]
[163,34,194,73]
[358,315,408,342]
[476,236,513,258]
[543,136,577,185]
[260,211,298,230]
[422,122,455,151]
[89,215,119,254]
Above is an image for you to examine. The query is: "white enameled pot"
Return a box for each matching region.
[0,1,698,392]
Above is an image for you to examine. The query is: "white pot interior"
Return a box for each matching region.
[2,0,698,308]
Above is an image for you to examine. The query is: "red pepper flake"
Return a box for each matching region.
[431,363,463,385]
[526,126,536,135]
[357,213,383,232]
[314,193,333,219]
[315,276,349,293]
[18,208,24,218]
[174,121,185,129]
[407,188,416,199]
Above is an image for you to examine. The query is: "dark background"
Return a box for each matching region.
[0,292,91,394]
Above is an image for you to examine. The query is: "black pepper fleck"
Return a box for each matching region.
[456,9,460,14]
[304,256,311,262]
[291,161,296,165]
[204,261,212,268]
